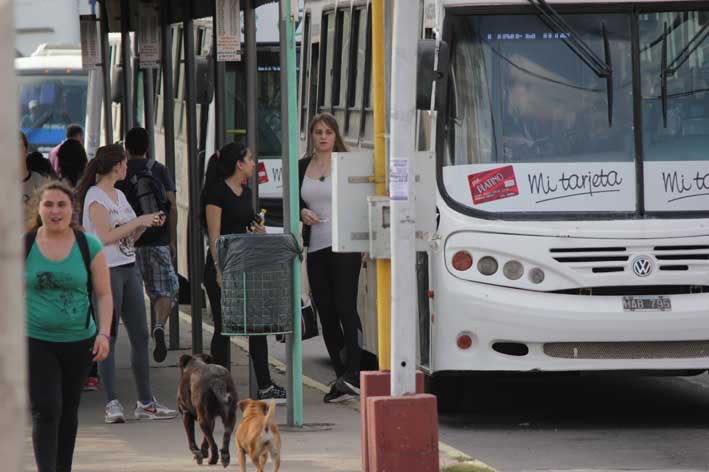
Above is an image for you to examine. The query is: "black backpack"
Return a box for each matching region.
[125,159,169,216]
[25,229,95,329]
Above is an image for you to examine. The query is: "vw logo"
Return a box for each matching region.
[631,256,653,277]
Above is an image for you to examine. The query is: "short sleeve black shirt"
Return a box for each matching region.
[205,182,256,236]
[117,158,176,247]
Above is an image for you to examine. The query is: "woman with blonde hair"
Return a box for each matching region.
[299,113,365,403]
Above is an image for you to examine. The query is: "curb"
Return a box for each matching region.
[177,310,496,471]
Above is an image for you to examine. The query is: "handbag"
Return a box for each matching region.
[276,295,319,342]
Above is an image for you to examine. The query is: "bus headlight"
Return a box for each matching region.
[503,260,524,280]
[477,256,498,276]
[528,267,545,284]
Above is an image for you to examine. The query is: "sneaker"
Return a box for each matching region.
[257,383,287,405]
[134,398,178,420]
[83,376,99,392]
[152,327,167,363]
[104,399,126,424]
[323,383,355,403]
[335,373,361,396]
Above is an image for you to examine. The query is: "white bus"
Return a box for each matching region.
[16,45,88,155]
[301,0,709,395]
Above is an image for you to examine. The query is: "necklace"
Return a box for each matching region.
[313,156,329,182]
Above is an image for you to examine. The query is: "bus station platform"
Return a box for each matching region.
[22,308,489,471]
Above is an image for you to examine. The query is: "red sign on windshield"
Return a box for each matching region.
[468,165,519,205]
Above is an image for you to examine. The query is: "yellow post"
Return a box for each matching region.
[372,0,391,371]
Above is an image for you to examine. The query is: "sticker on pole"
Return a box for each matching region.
[138,1,160,69]
[79,15,100,69]
[390,158,409,201]
[257,162,269,184]
[468,165,519,205]
[216,0,241,62]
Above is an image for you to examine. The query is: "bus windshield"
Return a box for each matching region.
[442,9,709,215]
[18,73,88,152]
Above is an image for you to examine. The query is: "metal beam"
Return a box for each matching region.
[280,0,303,427]
[213,0,225,149]
[121,0,133,136]
[183,0,204,354]
[100,1,113,145]
[143,69,156,161]
[245,0,258,209]
[160,0,180,350]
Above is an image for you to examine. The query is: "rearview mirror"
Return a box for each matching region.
[416,39,449,110]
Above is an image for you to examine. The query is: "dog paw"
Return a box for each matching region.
[208,455,219,466]
[220,451,230,468]
[192,451,203,465]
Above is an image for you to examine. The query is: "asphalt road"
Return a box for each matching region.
[267,337,709,472]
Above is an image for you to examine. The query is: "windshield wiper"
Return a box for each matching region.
[527,0,614,126]
[661,21,709,127]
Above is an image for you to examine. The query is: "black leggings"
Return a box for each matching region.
[306,247,362,378]
[204,254,272,389]
[28,336,94,472]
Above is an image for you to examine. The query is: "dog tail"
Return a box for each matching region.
[263,400,276,434]
[209,379,233,405]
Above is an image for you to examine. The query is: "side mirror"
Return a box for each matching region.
[416,39,449,111]
[111,65,123,104]
[196,56,214,105]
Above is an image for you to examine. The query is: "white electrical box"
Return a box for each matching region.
[332,151,376,252]
[368,196,391,258]
[332,150,437,256]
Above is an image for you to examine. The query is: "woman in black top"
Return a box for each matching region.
[201,142,286,403]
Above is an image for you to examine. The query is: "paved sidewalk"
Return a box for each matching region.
[24,314,363,471]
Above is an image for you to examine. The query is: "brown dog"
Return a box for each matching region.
[178,353,238,467]
[236,399,281,472]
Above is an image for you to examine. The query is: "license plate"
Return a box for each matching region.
[622,295,672,312]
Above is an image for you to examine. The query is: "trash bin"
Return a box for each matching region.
[216,233,300,336]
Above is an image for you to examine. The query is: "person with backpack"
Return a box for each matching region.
[116,127,179,362]
[25,180,113,472]
[77,144,177,424]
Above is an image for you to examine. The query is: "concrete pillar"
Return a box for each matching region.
[0,0,27,469]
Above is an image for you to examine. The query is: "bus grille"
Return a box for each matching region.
[544,341,709,359]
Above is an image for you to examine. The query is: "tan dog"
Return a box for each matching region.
[236,399,281,472]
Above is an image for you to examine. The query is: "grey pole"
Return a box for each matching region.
[160,0,180,350]
[213,0,225,149]
[245,0,258,398]
[210,0,231,370]
[245,0,258,208]
[99,1,113,145]
[143,69,156,160]
[121,0,133,137]
[184,0,204,354]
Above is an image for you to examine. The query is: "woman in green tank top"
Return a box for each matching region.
[25,181,113,472]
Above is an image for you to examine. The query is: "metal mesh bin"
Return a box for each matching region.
[216,233,300,336]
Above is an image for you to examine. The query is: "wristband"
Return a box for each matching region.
[99,333,111,342]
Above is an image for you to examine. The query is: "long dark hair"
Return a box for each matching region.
[307,113,348,155]
[29,180,81,231]
[199,141,249,229]
[76,144,126,213]
[26,151,58,179]
[57,139,88,187]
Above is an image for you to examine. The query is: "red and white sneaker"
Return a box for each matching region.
[83,377,99,391]
[134,398,178,420]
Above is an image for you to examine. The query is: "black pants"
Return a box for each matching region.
[306,247,362,378]
[28,336,94,472]
[204,254,272,389]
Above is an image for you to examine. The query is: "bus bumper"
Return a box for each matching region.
[431,274,709,372]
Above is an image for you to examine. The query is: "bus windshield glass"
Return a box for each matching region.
[443,13,636,213]
[18,73,88,151]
